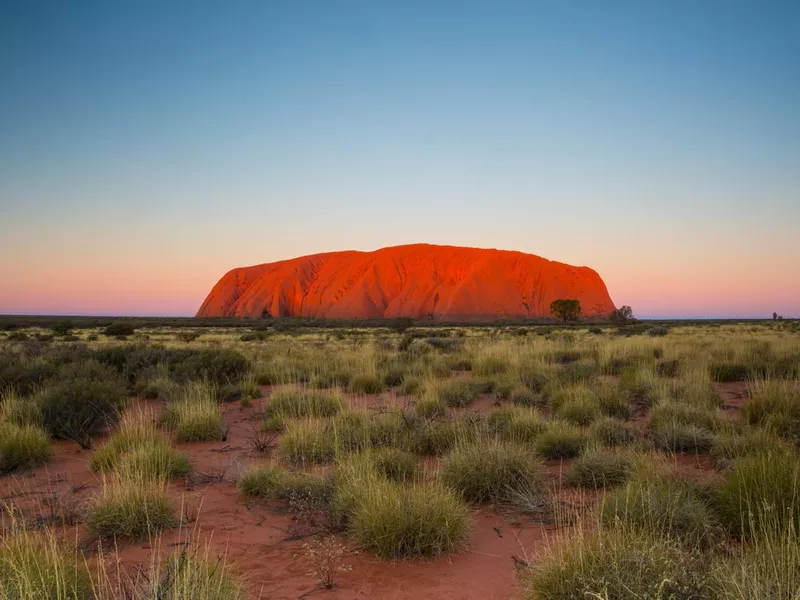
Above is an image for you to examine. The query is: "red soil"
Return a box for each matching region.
[197,244,616,321]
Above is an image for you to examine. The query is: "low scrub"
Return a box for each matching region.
[263,388,344,428]
[161,382,225,442]
[589,416,636,447]
[348,374,385,395]
[90,423,191,480]
[436,378,480,408]
[279,419,336,466]
[742,380,800,440]
[411,418,476,456]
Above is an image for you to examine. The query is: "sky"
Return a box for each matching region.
[1,1,798,319]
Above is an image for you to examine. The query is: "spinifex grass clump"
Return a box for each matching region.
[278,419,336,466]
[0,519,93,599]
[411,417,476,456]
[160,381,225,442]
[88,477,176,540]
[589,416,636,447]
[262,387,344,430]
[436,378,480,408]
[521,523,712,600]
[440,440,544,504]
[566,446,634,489]
[534,421,588,460]
[348,373,385,395]
[600,466,718,546]
[488,405,546,445]
[0,389,43,428]
[648,401,725,453]
[0,421,51,474]
[238,464,331,506]
[742,380,800,440]
[711,428,793,467]
[91,413,191,479]
[334,459,471,558]
[715,451,800,539]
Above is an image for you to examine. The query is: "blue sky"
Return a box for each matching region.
[1,1,798,317]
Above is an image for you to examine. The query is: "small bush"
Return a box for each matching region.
[510,388,540,407]
[88,479,176,540]
[90,424,191,480]
[36,360,127,447]
[534,421,588,460]
[0,422,51,474]
[441,440,544,504]
[653,422,716,453]
[415,394,446,418]
[1,389,43,428]
[104,322,136,337]
[167,348,249,385]
[711,429,792,466]
[566,447,633,488]
[238,464,289,499]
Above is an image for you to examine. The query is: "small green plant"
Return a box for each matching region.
[161,381,225,442]
[488,405,546,444]
[303,535,352,590]
[279,419,336,465]
[263,388,344,427]
[742,380,800,440]
[589,417,636,446]
[348,374,385,395]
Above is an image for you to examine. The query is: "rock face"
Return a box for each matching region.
[197,244,615,321]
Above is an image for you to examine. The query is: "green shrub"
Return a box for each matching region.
[104,322,136,337]
[653,421,716,453]
[441,440,544,504]
[521,526,710,600]
[715,452,800,539]
[36,360,127,448]
[488,405,546,444]
[349,374,385,395]
[473,355,508,377]
[566,447,633,488]
[167,348,248,385]
[88,479,176,540]
[238,464,289,499]
[0,422,51,474]
[711,428,793,466]
[519,365,552,393]
[534,422,588,460]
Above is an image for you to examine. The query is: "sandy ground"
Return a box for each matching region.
[2,382,742,599]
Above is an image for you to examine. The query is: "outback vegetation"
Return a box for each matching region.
[0,316,799,598]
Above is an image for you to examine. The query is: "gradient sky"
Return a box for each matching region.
[1,1,798,318]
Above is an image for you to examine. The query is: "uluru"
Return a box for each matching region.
[197,244,615,321]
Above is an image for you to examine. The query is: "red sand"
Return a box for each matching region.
[197,244,615,321]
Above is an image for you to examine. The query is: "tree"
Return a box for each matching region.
[773,312,778,321]
[609,305,634,324]
[550,299,581,324]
